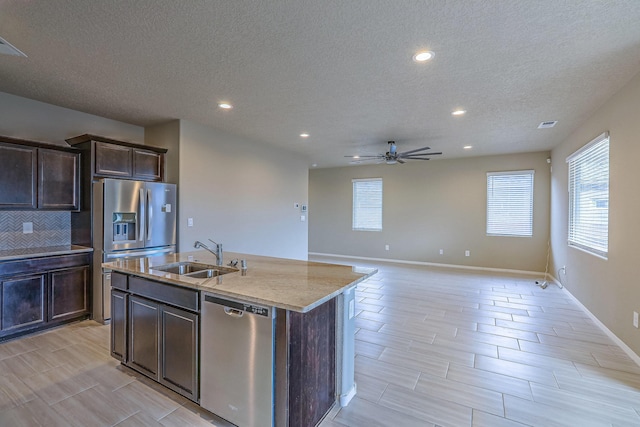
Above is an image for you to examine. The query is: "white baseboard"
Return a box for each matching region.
[551,278,640,368]
[309,252,543,277]
[339,383,357,407]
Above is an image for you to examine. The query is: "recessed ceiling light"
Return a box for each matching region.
[452,109,466,116]
[218,103,233,109]
[300,133,310,138]
[413,51,434,62]
[311,163,318,167]
[463,145,473,150]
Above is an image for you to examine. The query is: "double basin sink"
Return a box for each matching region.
[153,262,237,278]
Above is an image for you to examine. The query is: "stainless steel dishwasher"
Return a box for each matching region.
[200,293,275,427]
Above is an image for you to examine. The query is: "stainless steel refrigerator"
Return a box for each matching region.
[93,178,177,323]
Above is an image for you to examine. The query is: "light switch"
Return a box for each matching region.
[188,218,194,227]
[300,215,306,222]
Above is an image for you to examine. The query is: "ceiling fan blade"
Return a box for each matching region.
[344,155,383,158]
[399,146,432,156]
[401,152,442,158]
[402,157,431,160]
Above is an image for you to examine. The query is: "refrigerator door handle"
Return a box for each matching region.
[139,188,145,242]
[147,188,152,241]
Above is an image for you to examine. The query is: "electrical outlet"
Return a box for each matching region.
[465,250,470,257]
[385,244,390,251]
[22,222,33,234]
[439,249,444,255]
[634,311,639,329]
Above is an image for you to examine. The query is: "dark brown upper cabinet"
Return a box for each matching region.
[0,142,37,209]
[66,134,166,182]
[0,137,80,211]
[38,148,80,210]
[95,141,133,178]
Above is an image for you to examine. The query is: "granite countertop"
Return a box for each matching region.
[0,245,93,262]
[104,250,377,313]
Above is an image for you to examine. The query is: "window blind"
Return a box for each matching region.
[487,170,534,237]
[567,132,609,258]
[352,178,382,231]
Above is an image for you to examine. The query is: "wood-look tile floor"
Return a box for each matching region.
[316,258,640,427]
[1,259,639,426]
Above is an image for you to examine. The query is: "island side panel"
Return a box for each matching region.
[287,298,336,427]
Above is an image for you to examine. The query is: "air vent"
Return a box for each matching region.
[538,121,557,129]
[0,36,27,57]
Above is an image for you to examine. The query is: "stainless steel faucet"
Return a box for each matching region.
[194,239,223,266]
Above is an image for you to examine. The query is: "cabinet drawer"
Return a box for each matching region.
[111,271,128,290]
[129,276,198,312]
[0,253,90,278]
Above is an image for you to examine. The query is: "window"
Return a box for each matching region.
[487,170,534,237]
[352,178,382,231]
[567,132,609,258]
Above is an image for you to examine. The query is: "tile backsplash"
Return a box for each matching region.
[0,211,71,250]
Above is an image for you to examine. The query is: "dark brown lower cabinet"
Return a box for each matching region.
[0,274,45,332]
[49,266,89,321]
[117,277,200,402]
[110,289,127,362]
[0,253,90,341]
[128,295,159,380]
[159,304,199,400]
[275,299,337,427]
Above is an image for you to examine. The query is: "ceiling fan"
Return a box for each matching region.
[346,141,442,165]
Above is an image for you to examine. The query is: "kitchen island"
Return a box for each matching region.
[103,251,376,427]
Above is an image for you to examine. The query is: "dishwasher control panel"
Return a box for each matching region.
[204,294,271,317]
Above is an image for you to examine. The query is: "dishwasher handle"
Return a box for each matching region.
[224,307,244,317]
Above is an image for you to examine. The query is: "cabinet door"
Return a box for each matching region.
[48,266,89,322]
[128,295,159,379]
[111,289,127,362]
[159,304,199,401]
[38,149,80,210]
[133,149,163,181]
[0,142,37,209]
[95,142,132,178]
[0,274,45,332]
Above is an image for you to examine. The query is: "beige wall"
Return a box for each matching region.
[550,70,640,355]
[145,120,181,185]
[0,91,143,144]
[310,152,551,272]
[177,120,309,260]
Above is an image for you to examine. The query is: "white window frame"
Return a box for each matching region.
[567,132,609,259]
[352,178,382,231]
[486,170,535,237]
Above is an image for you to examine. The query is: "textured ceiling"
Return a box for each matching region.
[1,1,640,168]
